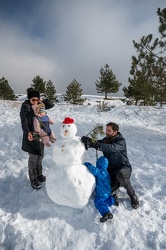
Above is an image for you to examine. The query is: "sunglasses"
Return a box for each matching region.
[31,98,39,102]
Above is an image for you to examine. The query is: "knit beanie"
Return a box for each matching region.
[27,88,40,99]
[39,108,47,113]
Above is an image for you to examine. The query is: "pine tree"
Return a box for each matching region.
[151,58,166,107]
[124,8,166,106]
[64,79,84,105]
[123,40,156,106]
[155,8,166,106]
[95,64,121,99]
[157,8,166,38]
[31,75,46,94]
[0,77,16,100]
[45,80,57,102]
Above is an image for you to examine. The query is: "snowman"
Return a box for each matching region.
[46,117,95,209]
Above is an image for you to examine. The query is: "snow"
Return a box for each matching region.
[0,96,166,250]
[46,121,95,208]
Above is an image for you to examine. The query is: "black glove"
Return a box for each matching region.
[81,136,98,150]
[81,136,90,144]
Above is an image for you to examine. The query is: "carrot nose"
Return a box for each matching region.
[64,130,68,136]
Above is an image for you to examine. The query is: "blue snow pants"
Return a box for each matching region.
[94,196,115,216]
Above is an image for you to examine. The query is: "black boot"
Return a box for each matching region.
[130,194,139,209]
[31,179,42,190]
[113,194,119,206]
[38,175,46,182]
[100,212,113,223]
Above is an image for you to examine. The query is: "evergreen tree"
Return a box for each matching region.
[95,64,121,99]
[64,79,84,105]
[123,77,145,106]
[31,75,46,94]
[0,77,16,100]
[151,58,166,106]
[157,8,166,38]
[124,8,166,106]
[155,8,166,106]
[45,80,57,102]
[123,41,156,106]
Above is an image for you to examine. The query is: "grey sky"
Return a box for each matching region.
[0,0,165,96]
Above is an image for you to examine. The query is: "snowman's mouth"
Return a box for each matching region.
[64,130,69,136]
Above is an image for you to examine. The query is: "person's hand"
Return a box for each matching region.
[28,132,34,141]
[81,136,99,150]
[81,136,91,144]
[81,136,90,150]
[81,136,97,150]
[83,162,90,167]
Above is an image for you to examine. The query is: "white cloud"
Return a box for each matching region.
[0,0,165,95]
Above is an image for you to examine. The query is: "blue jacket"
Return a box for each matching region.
[38,115,51,135]
[96,132,132,176]
[84,156,111,198]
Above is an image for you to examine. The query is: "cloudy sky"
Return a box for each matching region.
[0,0,165,96]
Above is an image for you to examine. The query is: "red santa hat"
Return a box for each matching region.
[62,117,74,124]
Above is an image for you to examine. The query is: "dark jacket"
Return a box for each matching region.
[84,156,111,198]
[96,132,132,176]
[20,99,54,155]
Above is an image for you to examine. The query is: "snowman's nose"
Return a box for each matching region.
[64,130,69,136]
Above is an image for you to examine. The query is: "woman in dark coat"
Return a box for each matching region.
[20,88,54,189]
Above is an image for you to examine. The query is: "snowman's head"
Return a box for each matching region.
[60,117,77,138]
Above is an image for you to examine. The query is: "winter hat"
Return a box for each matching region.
[27,88,40,100]
[62,117,74,124]
[39,107,47,113]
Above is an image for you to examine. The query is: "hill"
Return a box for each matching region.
[0,96,165,250]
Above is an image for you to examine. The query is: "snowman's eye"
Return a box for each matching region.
[63,125,65,127]
[68,125,71,127]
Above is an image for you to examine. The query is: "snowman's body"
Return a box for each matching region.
[46,117,95,209]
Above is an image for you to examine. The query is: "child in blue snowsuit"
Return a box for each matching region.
[84,156,119,222]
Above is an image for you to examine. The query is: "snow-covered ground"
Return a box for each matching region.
[0,96,165,250]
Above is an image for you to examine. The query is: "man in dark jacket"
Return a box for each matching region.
[20,88,54,190]
[81,122,139,209]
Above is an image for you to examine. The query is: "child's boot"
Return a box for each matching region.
[113,194,119,206]
[100,212,113,223]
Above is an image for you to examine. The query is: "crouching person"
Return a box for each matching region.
[81,122,139,209]
[83,156,119,223]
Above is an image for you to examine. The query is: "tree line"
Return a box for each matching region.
[0,76,57,102]
[0,8,165,106]
[0,65,121,104]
